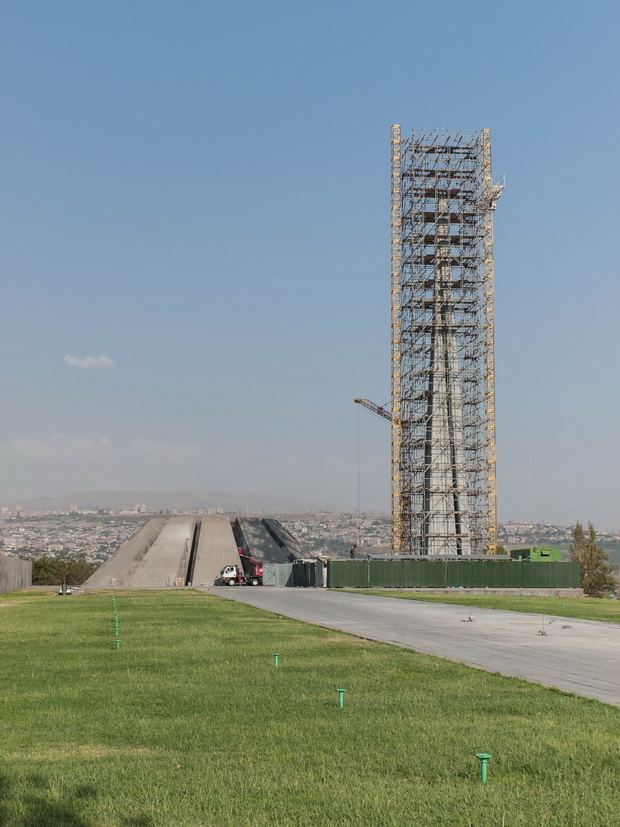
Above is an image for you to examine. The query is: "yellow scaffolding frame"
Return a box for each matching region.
[390,124,402,553]
[480,129,498,554]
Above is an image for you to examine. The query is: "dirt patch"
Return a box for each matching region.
[233,617,282,622]
[9,745,158,761]
[0,590,57,605]
[322,635,370,644]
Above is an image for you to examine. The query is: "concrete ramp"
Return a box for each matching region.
[262,518,307,560]
[233,517,288,565]
[190,516,240,587]
[84,518,166,588]
[127,518,194,588]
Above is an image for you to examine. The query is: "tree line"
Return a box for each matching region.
[23,554,100,586]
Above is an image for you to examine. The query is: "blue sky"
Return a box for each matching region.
[0,0,618,528]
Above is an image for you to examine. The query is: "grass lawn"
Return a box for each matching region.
[1,589,619,826]
[353,591,620,624]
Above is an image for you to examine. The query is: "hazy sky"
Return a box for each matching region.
[1,1,618,528]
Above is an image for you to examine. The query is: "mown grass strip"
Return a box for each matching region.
[351,590,620,624]
[1,590,619,825]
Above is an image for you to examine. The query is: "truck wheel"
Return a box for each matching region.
[251,578,260,586]
[228,578,236,586]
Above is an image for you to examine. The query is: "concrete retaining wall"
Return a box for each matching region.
[0,557,32,594]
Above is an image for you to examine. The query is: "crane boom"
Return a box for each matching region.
[354,398,398,424]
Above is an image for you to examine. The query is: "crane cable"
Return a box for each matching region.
[357,405,362,548]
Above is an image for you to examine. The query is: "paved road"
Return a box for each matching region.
[210,587,620,706]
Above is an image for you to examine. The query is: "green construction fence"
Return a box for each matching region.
[327,559,581,589]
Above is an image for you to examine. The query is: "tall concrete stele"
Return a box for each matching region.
[390,127,503,556]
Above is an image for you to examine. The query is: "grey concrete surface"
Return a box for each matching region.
[191,516,240,587]
[262,518,306,560]
[84,518,166,588]
[211,588,620,706]
[234,518,288,565]
[128,518,193,588]
[0,557,32,594]
[394,587,583,597]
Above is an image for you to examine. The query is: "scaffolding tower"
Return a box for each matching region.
[391,127,503,555]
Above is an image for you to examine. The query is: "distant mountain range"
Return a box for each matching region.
[14,489,341,514]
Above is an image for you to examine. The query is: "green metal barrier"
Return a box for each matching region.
[292,561,312,587]
[415,560,446,587]
[471,560,515,588]
[328,560,369,588]
[520,561,580,588]
[521,561,549,588]
[328,559,581,589]
[446,560,472,587]
[369,559,396,587]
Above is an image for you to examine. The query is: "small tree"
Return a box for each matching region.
[28,554,99,586]
[569,522,617,597]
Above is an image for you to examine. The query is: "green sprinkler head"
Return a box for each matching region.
[475,753,492,784]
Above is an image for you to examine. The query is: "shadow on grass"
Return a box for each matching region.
[0,773,96,826]
[0,773,156,827]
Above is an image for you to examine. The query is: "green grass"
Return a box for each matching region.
[353,590,620,624]
[1,589,619,826]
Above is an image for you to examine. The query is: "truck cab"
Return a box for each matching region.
[219,559,263,586]
[220,564,241,586]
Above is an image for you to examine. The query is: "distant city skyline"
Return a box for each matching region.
[0,488,618,536]
[3,511,618,571]
[1,1,618,530]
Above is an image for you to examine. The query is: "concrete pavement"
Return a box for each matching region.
[210,587,620,706]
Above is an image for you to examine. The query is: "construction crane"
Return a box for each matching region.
[353,398,397,424]
[354,397,401,551]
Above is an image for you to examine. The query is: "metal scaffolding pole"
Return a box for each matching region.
[391,127,503,555]
[390,125,403,553]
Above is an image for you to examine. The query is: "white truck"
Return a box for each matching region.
[219,555,263,586]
